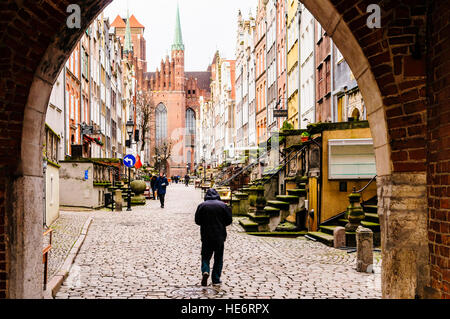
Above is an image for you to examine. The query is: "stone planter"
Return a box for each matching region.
[234,192,249,216]
[247,186,258,209]
[345,190,365,232]
[255,185,267,216]
[130,180,146,205]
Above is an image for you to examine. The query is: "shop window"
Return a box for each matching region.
[328,139,376,180]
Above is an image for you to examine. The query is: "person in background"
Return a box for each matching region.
[194,188,232,287]
[184,174,190,187]
[150,175,157,200]
[155,172,169,208]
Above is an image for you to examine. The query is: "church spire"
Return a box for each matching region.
[171,3,185,51]
[124,8,133,54]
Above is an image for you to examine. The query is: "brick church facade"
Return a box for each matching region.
[113,6,211,176]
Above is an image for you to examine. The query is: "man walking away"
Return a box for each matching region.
[184,174,190,187]
[194,188,232,287]
[155,172,169,208]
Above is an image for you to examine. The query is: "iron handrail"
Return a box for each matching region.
[355,175,377,194]
[217,150,270,187]
[262,145,308,185]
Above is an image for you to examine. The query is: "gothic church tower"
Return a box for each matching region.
[172,3,185,92]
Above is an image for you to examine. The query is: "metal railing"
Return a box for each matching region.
[262,145,308,185]
[217,150,270,187]
[355,175,377,194]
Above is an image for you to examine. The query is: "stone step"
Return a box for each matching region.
[287,189,307,197]
[276,195,300,204]
[239,218,259,232]
[319,225,339,235]
[266,200,290,210]
[306,231,334,246]
[337,219,380,231]
[263,206,281,216]
[276,222,298,232]
[247,231,307,238]
[364,212,379,223]
[363,205,378,214]
[247,212,270,224]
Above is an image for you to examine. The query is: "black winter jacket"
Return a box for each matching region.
[195,189,233,243]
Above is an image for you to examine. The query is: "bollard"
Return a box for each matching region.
[333,226,346,248]
[356,226,374,273]
[115,189,123,211]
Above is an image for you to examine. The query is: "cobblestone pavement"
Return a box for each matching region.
[44,211,92,279]
[54,184,382,299]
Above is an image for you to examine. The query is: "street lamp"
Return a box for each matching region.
[126,119,134,211]
[202,158,206,183]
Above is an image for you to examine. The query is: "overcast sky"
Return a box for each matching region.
[103,0,258,72]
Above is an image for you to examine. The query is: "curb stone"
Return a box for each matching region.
[44,217,93,299]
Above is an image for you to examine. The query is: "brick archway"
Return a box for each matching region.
[0,0,447,298]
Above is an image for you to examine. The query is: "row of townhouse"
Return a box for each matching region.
[197,0,365,170]
[43,12,142,225]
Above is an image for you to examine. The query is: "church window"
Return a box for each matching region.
[156,103,168,143]
[186,108,195,135]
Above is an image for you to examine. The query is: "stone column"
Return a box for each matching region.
[377,173,430,299]
[8,176,44,299]
[356,226,373,273]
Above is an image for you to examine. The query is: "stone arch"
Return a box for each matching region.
[0,0,446,299]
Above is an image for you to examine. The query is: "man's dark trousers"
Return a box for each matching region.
[201,241,224,284]
[159,193,165,207]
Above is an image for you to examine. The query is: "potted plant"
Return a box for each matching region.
[301,132,310,143]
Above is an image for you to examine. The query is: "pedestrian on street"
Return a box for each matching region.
[184,174,190,187]
[194,188,232,287]
[150,175,157,200]
[155,172,169,208]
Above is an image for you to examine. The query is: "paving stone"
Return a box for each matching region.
[54,184,382,299]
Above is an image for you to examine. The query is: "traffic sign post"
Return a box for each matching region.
[124,154,136,211]
[124,154,136,168]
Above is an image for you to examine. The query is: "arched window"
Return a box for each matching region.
[155,103,167,143]
[186,108,195,135]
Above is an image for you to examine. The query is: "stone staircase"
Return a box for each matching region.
[238,177,308,236]
[306,197,380,247]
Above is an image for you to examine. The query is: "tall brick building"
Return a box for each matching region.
[141,5,211,176]
[111,12,147,90]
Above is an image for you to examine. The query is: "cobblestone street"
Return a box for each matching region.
[54,184,382,299]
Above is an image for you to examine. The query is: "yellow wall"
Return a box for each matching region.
[287,0,298,22]
[320,128,378,223]
[287,42,298,72]
[308,177,319,231]
[287,0,298,128]
[287,92,298,128]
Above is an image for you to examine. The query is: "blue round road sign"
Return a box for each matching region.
[123,154,136,168]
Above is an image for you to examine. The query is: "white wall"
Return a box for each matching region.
[299,6,315,129]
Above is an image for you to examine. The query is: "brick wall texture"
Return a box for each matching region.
[426,0,450,299]
[0,0,448,298]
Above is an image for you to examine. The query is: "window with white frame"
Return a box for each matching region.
[328,139,377,179]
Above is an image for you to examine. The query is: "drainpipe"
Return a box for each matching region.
[330,38,335,121]
[64,66,67,157]
[265,18,268,142]
[285,5,288,125]
[312,17,316,124]
[43,160,47,227]
[297,3,302,129]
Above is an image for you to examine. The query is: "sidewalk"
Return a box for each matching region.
[44,211,93,280]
